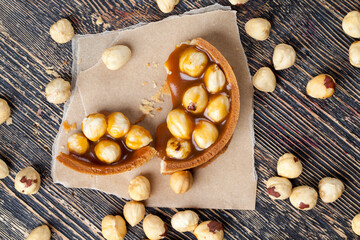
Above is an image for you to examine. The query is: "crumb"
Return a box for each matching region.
[152,62,159,68]
[96,16,104,25]
[33,122,40,135]
[151,91,164,103]
[63,121,72,133]
[146,63,150,67]
[62,61,68,66]
[103,23,111,29]
[142,81,149,86]
[139,99,155,117]
[45,69,60,78]
[160,81,171,95]
[5,117,12,125]
[152,81,157,88]
[71,123,77,130]
[36,108,42,117]
[156,107,162,111]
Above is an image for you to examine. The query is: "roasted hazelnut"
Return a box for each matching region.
[272,44,296,70]
[203,64,226,94]
[166,137,191,159]
[194,221,224,240]
[128,175,151,201]
[179,47,209,77]
[107,112,130,138]
[266,176,292,200]
[102,45,132,70]
[67,133,89,155]
[229,0,248,5]
[352,213,360,235]
[26,225,51,240]
[123,200,145,227]
[182,85,208,114]
[170,171,193,194]
[252,67,276,92]
[49,19,74,44]
[125,125,153,150]
[81,113,107,142]
[342,11,360,38]
[0,159,9,179]
[166,108,195,140]
[156,0,179,13]
[306,74,336,99]
[15,167,41,195]
[349,41,360,67]
[193,120,219,149]
[318,177,344,203]
[206,94,230,123]
[45,78,71,104]
[94,140,121,164]
[0,98,10,125]
[289,186,318,210]
[245,18,271,41]
[101,215,127,240]
[143,214,168,240]
[277,153,302,179]
[171,210,199,232]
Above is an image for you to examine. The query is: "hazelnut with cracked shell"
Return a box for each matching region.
[245,18,271,41]
[272,44,296,70]
[101,215,127,240]
[125,125,153,150]
[179,47,209,77]
[49,19,74,43]
[81,113,107,142]
[45,78,71,104]
[128,175,151,201]
[203,64,226,94]
[194,221,224,240]
[342,11,360,38]
[67,133,89,155]
[94,140,121,164]
[193,120,219,149]
[182,85,208,114]
[289,186,318,210]
[102,45,132,70]
[166,137,191,159]
[14,167,41,195]
[171,210,199,232]
[318,177,344,203]
[306,74,336,99]
[277,153,303,179]
[166,108,195,140]
[143,214,168,240]
[123,200,145,227]
[107,112,130,138]
[206,94,230,123]
[170,171,193,194]
[26,225,51,240]
[266,176,292,200]
[0,98,10,125]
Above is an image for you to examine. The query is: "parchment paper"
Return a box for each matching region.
[52,5,257,209]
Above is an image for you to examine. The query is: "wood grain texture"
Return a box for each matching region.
[1,0,360,239]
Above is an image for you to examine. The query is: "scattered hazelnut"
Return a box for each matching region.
[349,41,360,67]
[306,74,336,99]
[166,108,195,140]
[125,125,153,150]
[67,133,89,155]
[26,225,51,240]
[102,45,132,70]
[182,85,208,114]
[193,120,219,149]
[14,167,41,195]
[170,171,193,194]
[123,200,145,227]
[94,140,121,164]
[107,112,131,138]
[143,214,168,240]
[81,113,107,142]
[45,78,71,104]
[128,175,151,201]
[272,43,296,70]
[277,153,302,179]
[101,215,127,240]
[171,210,199,232]
[49,19,74,44]
[266,176,292,200]
[166,137,191,159]
[205,94,230,123]
[203,64,226,94]
[318,177,344,203]
[245,18,271,41]
[289,186,318,210]
[342,11,360,38]
[229,0,248,5]
[252,67,276,92]
[156,0,179,13]
[179,47,209,77]
[194,221,224,240]
[352,213,360,235]
[0,159,9,179]
[0,98,10,125]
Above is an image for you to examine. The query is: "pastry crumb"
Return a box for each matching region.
[151,91,164,103]
[142,81,149,86]
[160,82,171,95]
[156,107,162,112]
[146,63,151,67]
[96,16,104,25]
[152,81,157,88]
[63,121,75,133]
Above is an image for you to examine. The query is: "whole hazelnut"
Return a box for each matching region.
[179,47,209,77]
[277,153,302,179]
[205,94,230,123]
[342,11,360,38]
[349,41,360,67]
[289,186,318,210]
[26,225,51,240]
[352,213,360,235]
[171,210,199,232]
[166,108,195,140]
[81,113,107,142]
[156,0,179,13]
[182,85,208,114]
[101,215,127,240]
[318,177,344,203]
[49,19,74,44]
[229,0,248,5]
[15,167,41,195]
[193,120,219,150]
[252,67,276,92]
[0,98,11,125]
[166,137,192,160]
[306,74,336,99]
[245,18,271,41]
[143,214,168,240]
[194,221,224,240]
[102,45,132,70]
[123,200,145,227]
[45,78,71,104]
[0,159,9,179]
[170,171,193,194]
[107,112,130,139]
[128,175,151,201]
[203,64,226,94]
[67,133,89,155]
[266,176,292,200]
[272,43,296,70]
[94,140,121,164]
[125,125,153,150]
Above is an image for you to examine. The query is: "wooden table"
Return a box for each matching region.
[1,0,360,239]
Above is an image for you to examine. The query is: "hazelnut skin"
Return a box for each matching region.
[289,186,318,210]
[143,214,168,240]
[125,125,153,150]
[101,215,127,240]
[171,210,199,232]
[342,11,360,38]
[306,74,336,99]
[14,167,41,195]
[45,78,71,104]
[102,45,131,70]
[166,108,195,140]
[179,47,209,77]
[352,213,360,236]
[318,177,344,203]
[166,137,192,160]
[81,113,107,142]
[94,140,121,164]
[205,94,230,123]
[0,98,11,125]
[245,18,271,41]
[0,159,9,179]
[349,41,360,67]
[49,19,74,44]
[26,225,51,240]
[156,0,179,13]
[67,133,90,155]
[123,200,145,227]
[272,44,296,70]
[266,176,292,200]
[194,221,224,240]
[277,153,303,179]
[128,175,151,201]
[170,171,193,194]
[182,85,208,114]
[107,112,130,139]
[193,120,219,149]
[203,64,226,94]
[252,67,276,92]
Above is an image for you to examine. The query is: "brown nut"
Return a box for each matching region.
[194,221,224,240]
[166,108,195,140]
[342,11,360,38]
[128,175,151,201]
[252,67,276,92]
[179,47,209,77]
[143,214,168,240]
[94,140,121,164]
[26,225,51,240]
[102,45,131,70]
[49,19,74,43]
[125,125,153,150]
[205,94,230,123]
[203,64,226,94]
[67,133,89,155]
[277,153,302,179]
[170,171,193,194]
[272,44,296,70]
[166,137,191,160]
[229,0,248,5]
[349,41,360,67]
[193,120,219,149]
[81,113,107,142]
[123,200,145,227]
[306,74,336,99]
[245,18,271,41]
[14,167,41,195]
[107,112,131,138]
[0,98,11,125]
[0,159,9,179]
[171,210,199,232]
[45,78,71,104]
[182,85,208,114]
[156,0,179,13]
[352,213,360,235]
[266,176,292,200]
[318,177,344,203]
[289,186,318,210]
[101,215,127,240]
